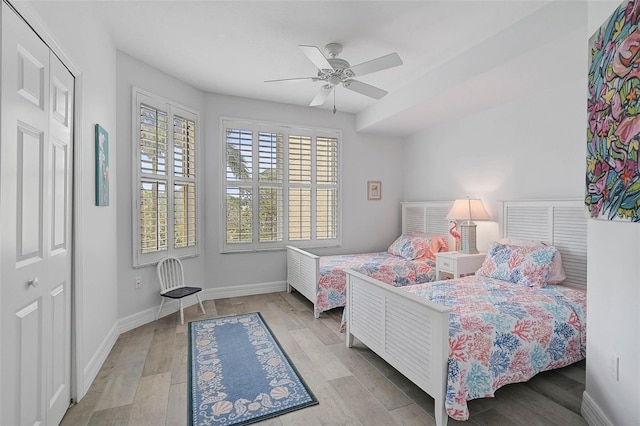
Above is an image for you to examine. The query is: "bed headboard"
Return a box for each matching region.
[501,199,587,289]
[401,201,455,250]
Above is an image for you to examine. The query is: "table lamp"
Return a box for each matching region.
[446,198,491,254]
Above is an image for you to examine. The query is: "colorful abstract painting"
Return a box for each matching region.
[587,0,640,221]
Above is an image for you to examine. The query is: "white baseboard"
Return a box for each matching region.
[202,281,286,300]
[81,321,119,400]
[116,280,287,334]
[118,305,160,334]
[582,391,614,426]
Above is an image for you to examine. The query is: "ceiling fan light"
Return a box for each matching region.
[328,75,342,86]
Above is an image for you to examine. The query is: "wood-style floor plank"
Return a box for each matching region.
[127,372,172,426]
[166,382,188,426]
[142,327,176,377]
[63,291,587,426]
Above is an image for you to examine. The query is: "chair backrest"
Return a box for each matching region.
[157,257,185,293]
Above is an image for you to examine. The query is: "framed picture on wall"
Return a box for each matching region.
[367,181,381,200]
[95,124,109,206]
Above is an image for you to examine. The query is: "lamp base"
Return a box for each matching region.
[459,221,478,254]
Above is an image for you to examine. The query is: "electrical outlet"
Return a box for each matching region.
[609,354,619,381]
[134,277,142,290]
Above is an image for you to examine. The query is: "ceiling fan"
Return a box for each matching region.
[265,42,403,113]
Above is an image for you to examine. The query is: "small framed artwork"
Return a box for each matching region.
[95,124,109,206]
[367,181,381,200]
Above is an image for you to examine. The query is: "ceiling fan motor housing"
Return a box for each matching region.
[319,58,354,86]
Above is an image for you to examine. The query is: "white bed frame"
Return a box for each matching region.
[286,201,454,318]
[345,199,587,426]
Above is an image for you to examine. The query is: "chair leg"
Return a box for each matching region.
[179,299,184,325]
[196,294,206,315]
[156,298,165,321]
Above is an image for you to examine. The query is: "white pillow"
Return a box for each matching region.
[497,238,566,284]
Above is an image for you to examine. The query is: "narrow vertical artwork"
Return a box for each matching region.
[587,0,640,221]
[95,124,109,206]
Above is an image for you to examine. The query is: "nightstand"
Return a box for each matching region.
[435,251,486,280]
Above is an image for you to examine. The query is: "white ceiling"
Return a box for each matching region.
[64,0,573,135]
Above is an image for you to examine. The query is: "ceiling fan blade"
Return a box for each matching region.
[343,79,388,100]
[299,45,333,72]
[310,84,334,106]
[264,77,319,83]
[347,52,403,77]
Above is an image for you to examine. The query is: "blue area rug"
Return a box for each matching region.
[188,312,318,425]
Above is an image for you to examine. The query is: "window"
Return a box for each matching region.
[133,89,199,266]
[222,118,341,252]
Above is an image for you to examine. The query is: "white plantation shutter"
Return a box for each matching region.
[140,104,168,175]
[134,89,200,266]
[173,115,197,249]
[259,187,282,242]
[174,182,196,248]
[258,132,283,182]
[173,116,196,178]
[140,180,168,253]
[288,187,312,241]
[288,135,312,242]
[222,118,341,252]
[288,135,312,184]
[316,137,338,239]
[258,132,283,242]
[139,102,169,256]
[226,128,253,181]
[226,186,253,243]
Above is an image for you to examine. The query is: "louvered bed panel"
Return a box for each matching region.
[348,278,385,349]
[502,199,587,289]
[346,199,588,426]
[346,270,450,426]
[402,201,454,248]
[285,245,319,314]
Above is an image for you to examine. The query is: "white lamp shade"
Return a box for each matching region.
[446,199,491,221]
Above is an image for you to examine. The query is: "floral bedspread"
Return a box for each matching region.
[315,252,435,316]
[401,276,587,421]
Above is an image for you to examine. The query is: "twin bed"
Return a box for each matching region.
[286,199,587,425]
[344,199,587,425]
[286,201,455,318]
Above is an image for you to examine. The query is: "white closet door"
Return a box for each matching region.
[1,3,74,425]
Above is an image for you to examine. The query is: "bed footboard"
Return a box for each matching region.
[286,245,321,318]
[346,269,451,426]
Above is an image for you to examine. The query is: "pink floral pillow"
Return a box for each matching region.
[388,234,432,260]
[497,238,566,284]
[411,232,449,255]
[476,242,558,287]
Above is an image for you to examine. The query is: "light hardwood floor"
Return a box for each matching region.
[61,291,587,426]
